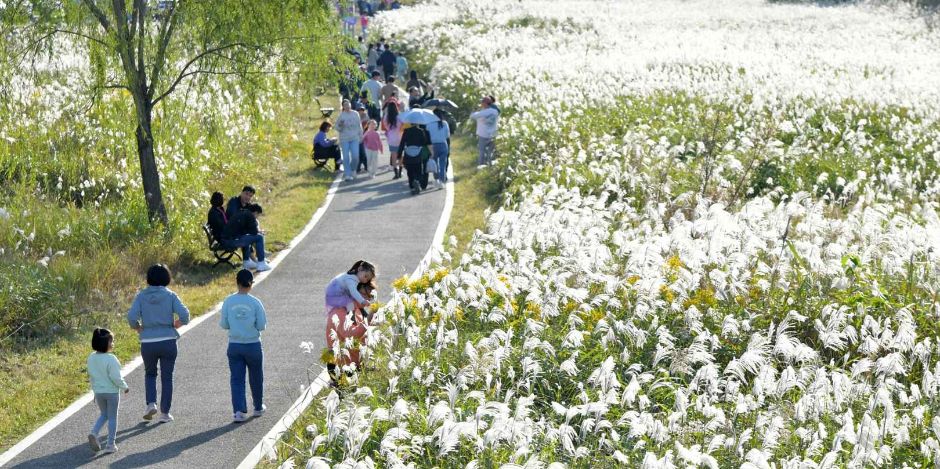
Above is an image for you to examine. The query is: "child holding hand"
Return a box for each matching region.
[362,120,383,179]
[87,328,129,454]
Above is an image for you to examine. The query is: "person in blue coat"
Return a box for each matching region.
[127,264,190,424]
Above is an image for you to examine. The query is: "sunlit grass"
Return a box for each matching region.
[443,133,502,264]
[0,103,335,452]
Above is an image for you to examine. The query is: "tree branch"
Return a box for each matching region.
[150,32,331,106]
[134,0,147,93]
[54,28,109,48]
[148,0,181,100]
[92,82,131,91]
[81,0,113,32]
[109,0,141,93]
[151,41,257,105]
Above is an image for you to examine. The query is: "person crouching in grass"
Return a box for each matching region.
[327,281,377,382]
[220,269,268,423]
[325,261,376,384]
[87,328,129,454]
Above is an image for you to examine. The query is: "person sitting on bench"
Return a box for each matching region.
[313,122,341,171]
[207,191,228,242]
[226,185,255,220]
[221,204,271,272]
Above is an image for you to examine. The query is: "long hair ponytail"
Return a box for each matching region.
[385,103,400,127]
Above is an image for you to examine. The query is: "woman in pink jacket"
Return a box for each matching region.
[382,102,404,179]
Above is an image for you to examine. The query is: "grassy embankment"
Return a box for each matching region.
[0,103,338,452]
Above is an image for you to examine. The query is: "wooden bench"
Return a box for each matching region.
[202,224,241,269]
[315,96,335,118]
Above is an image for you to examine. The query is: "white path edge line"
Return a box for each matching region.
[239,163,456,468]
[0,174,344,468]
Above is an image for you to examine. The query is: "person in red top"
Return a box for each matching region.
[359,14,369,36]
[362,120,383,179]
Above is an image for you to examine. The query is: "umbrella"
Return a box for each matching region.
[422,98,458,112]
[399,108,439,125]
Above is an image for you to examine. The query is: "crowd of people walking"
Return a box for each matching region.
[81,1,504,456]
[319,32,501,194]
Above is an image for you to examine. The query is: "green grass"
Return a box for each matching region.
[0,104,336,452]
[443,133,502,264]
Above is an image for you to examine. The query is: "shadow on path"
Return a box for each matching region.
[8,422,162,468]
[109,423,240,468]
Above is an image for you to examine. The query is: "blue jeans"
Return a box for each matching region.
[91,393,119,447]
[227,342,264,413]
[340,139,360,179]
[477,136,495,165]
[224,234,265,262]
[432,142,449,182]
[141,339,177,413]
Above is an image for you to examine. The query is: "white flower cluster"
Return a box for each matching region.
[0,36,297,258]
[296,1,940,467]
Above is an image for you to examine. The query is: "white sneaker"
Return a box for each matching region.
[88,434,101,452]
[143,403,158,421]
[102,444,117,454]
[233,411,249,423]
[158,413,174,423]
[243,259,258,270]
[252,404,267,418]
[476,164,487,170]
[255,261,272,272]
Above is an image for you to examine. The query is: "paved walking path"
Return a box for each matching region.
[4,168,447,468]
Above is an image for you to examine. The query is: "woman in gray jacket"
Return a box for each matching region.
[127,264,190,423]
[335,99,364,182]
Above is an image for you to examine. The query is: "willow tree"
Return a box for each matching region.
[5,0,339,225]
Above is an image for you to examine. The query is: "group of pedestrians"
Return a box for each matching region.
[87,265,267,454]
[85,254,378,454]
[340,1,402,36]
[314,89,499,195]
[315,63,451,195]
[83,3,504,455]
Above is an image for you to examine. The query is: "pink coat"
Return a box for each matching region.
[363,130,383,152]
[382,117,402,147]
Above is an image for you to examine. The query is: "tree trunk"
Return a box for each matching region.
[134,100,168,226]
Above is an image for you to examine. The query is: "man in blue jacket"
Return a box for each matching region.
[221,204,271,272]
[226,185,255,220]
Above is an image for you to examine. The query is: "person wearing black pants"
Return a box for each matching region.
[378,45,397,82]
[355,106,370,174]
[358,142,368,172]
[313,121,342,171]
[398,125,430,195]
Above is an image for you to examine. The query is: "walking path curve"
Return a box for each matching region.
[2,169,448,468]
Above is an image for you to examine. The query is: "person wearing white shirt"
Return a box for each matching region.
[469,96,500,167]
[359,71,383,108]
